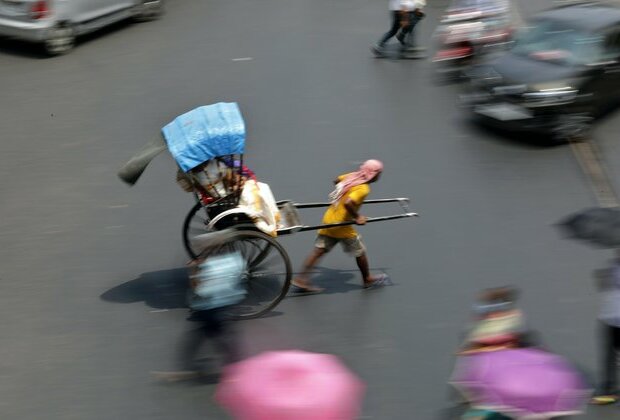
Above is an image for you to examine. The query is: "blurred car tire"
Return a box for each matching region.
[132,0,164,22]
[43,23,75,56]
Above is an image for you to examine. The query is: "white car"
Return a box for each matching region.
[0,0,163,55]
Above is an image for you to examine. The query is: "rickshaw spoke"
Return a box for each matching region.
[184,209,291,318]
[214,230,291,319]
[249,271,288,279]
[190,217,207,226]
[183,202,213,259]
[188,226,206,235]
[245,239,271,268]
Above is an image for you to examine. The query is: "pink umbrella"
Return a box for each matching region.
[450,348,592,418]
[215,350,366,420]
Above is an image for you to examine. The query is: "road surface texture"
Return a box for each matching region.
[1,0,619,418]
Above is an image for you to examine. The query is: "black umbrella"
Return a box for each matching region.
[558,207,620,248]
[117,136,167,186]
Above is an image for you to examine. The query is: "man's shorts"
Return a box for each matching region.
[314,234,366,258]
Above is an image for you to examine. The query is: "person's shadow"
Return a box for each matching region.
[101,267,285,319]
[287,266,392,296]
[100,267,190,310]
[101,265,393,311]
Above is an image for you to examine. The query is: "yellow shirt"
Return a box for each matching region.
[318,174,370,239]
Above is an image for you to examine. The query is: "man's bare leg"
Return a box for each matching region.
[356,253,383,287]
[291,247,327,291]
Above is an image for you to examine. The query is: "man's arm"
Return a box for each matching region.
[413,0,426,16]
[399,0,411,25]
[400,11,408,27]
[344,198,367,225]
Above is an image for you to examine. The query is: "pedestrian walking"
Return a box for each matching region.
[291,160,388,293]
[458,286,539,355]
[372,0,426,55]
[591,250,620,405]
[152,234,246,382]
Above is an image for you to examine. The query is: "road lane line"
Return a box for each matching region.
[569,138,619,208]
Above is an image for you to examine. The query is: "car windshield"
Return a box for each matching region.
[512,19,603,66]
[448,0,507,14]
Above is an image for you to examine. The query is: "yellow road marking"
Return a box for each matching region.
[569,138,619,208]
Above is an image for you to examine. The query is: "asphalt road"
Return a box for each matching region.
[1,0,620,419]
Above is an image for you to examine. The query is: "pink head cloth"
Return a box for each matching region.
[329,159,383,203]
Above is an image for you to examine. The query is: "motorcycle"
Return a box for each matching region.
[432,0,515,81]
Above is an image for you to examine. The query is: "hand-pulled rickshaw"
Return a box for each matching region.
[119,103,417,319]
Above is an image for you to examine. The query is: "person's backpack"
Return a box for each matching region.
[188,251,247,310]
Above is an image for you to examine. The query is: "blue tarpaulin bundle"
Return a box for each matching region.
[189,251,247,311]
[162,102,246,172]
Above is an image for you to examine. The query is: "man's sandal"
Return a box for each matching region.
[364,273,392,289]
[289,280,324,295]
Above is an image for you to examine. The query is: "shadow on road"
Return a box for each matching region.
[101,267,190,310]
[100,267,286,319]
[287,266,392,296]
[0,20,134,59]
[465,118,558,149]
[0,38,46,59]
[101,265,391,313]
[465,106,620,150]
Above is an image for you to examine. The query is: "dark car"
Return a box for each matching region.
[463,1,620,142]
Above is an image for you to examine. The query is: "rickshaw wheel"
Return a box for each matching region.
[183,203,258,259]
[182,202,210,259]
[194,229,292,320]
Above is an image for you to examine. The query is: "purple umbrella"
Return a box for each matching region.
[450,348,592,418]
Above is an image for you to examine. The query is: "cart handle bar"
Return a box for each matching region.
[278,212,418,235]
[276,198,410,209]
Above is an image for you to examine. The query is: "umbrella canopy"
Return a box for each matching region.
[558,207,620,248]
[216,350,365,420]
[450,348,591,418]
[117,136,167,186]
[162,102,245,173]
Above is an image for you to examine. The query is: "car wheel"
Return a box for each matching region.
[43,24,76,56]
[133,0,164,22]
[550,114,593,145]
